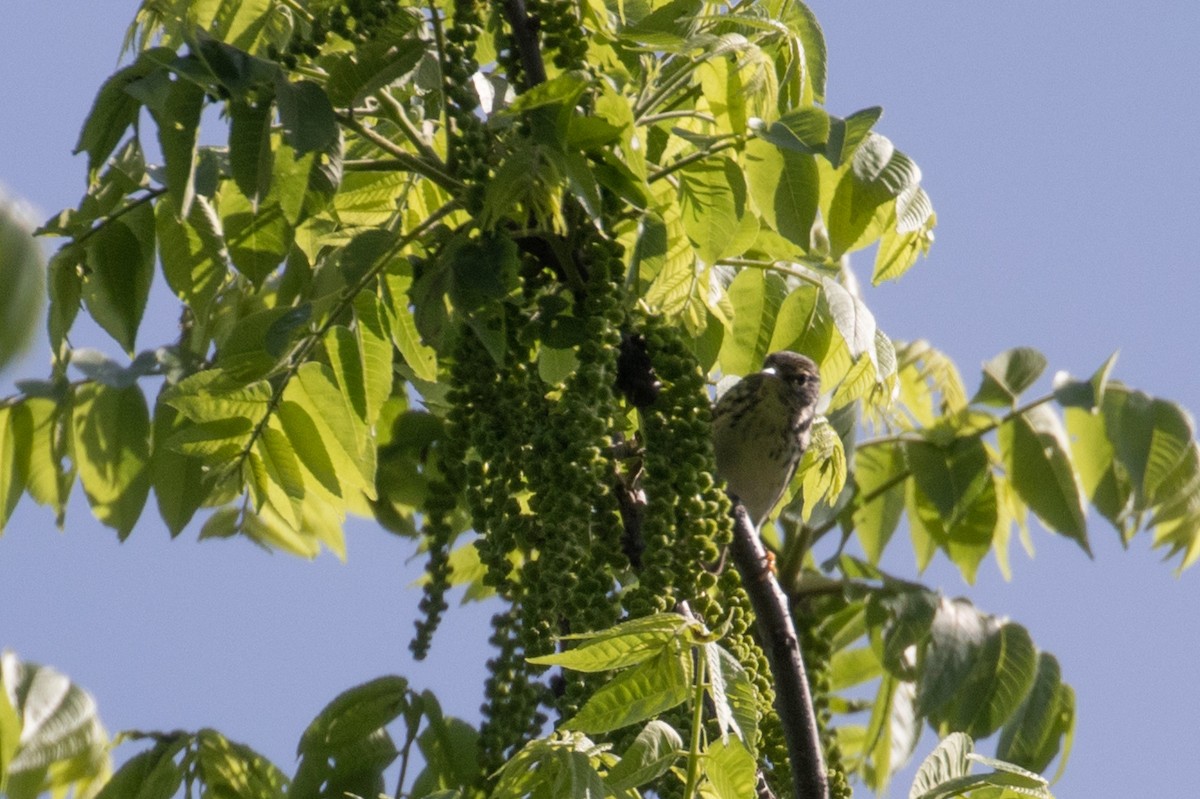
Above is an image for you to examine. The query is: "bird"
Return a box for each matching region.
[712,351,821,528]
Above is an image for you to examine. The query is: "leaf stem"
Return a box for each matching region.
[375,89,446,167]
[640,110,718,126]
[336,113,464,192]
[683,646,708,798]
[648,139,740,183]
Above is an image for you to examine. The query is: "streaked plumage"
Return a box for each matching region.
[712,352,821,527]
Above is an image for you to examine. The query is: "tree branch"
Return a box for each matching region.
[728,503,828,799]
[498,0,547,88]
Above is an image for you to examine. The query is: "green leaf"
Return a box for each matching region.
[822,276,878,366]
[410,693,479,797]
[711,645,758,752]
[918,600,1038,740]
[382,269,437,382]
[909,732,971,799]
[939,622,1037,739]
[678,157,750,264]
[0,683,19,785]
[620,0,702,47]
[218,184,293,287]
[851,443,908,563]
[326,37,427,108]
[868,588,937,679]
[861,675,918,794]
[767,284,834,366]
[527,614,688,672]
[72,383,152,538]
[1063,406,1133,538]
[156,193,228,312]
[916,599,992,720]
[447,232,520,314]
[604,720,682,792]
[745,138,819,251]
[194,730,287,799]
[872,204,935,285]
[826,106,883,168]
[999,405,1089,553]
[0,195,45,372]
[750,107,831,155]
[83,200,156,354]
[717,268,787,377]
[275,77,338,156]
[906,473,996,583]
[0,407,28,533]
[11,397,75,524]
[1104,386,1195,506]
[229,98,274,205]
[704,738,756,799]
[973,347,1048,407]
[189,30,278,95]
[906,437,990,529]
[996,653,1074,775]
[299,676,410,756]
[167,370,274,422]
[563,647,691,734]
[1,652,110,797]
[788,0,827,104]
[354,292,395,426]
[45,245,83,355]
[170,416,255,462]
[74,48,173,180]
[287,362,376,502]
[149,76,205,217]
[250,424,306,523]
[216,306,301,381]
[151,395,214,537]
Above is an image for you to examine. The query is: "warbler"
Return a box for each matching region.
[712,351,821,528]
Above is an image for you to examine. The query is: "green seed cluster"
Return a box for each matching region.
[419,227,630,770]
[408,352,472,661]
[623,314,731,618]
[442,0,490,210]
[525,0,588,71]
[268,0,405,67]
[797,600,853,799]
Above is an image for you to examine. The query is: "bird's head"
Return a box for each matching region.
[761,351,821,409]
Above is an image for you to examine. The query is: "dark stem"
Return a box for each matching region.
[498,0,547,88]
[728,503,829,799]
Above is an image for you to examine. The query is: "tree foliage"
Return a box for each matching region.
[2,0,1199,797]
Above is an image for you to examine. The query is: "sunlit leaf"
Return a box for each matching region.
[72,383,151,538]
[563,647,691,734]
[678,157,750,264]
[605,720,682,791]
[999,405,1089,552]
[744,138,819,251]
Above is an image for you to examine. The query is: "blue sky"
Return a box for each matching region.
[2,3,1198,797]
